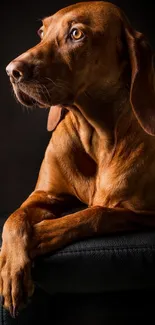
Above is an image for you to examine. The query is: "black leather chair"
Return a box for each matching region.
[0,215,155,324]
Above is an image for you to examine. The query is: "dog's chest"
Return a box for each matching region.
[51,116,155,210]
[94,159,155,210]
[93,164,130,208]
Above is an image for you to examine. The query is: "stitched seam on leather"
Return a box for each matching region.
[55,247,155,255]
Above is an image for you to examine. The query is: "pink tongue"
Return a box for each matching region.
[47,105,63,131]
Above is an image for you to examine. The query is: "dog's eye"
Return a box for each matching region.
[37,28,44,39]
[70,28,84,41]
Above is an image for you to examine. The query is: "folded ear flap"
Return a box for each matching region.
[124,23,155,135]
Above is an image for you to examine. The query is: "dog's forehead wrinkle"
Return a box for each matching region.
[64,15,92,27]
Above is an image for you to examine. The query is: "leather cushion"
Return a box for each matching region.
[33,231,155,294]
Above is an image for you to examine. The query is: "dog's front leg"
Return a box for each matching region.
[31,206,155,259]
[0,190,71,317]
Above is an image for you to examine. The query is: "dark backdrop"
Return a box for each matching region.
[0,0,154,216]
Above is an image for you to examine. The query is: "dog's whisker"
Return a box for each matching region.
[44,77,63,89]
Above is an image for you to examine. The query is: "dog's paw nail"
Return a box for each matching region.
[12,306,19,318]
[9,306,13,318]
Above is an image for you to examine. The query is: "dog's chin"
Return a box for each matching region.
[14,87,49,108]
[13,85,74,109]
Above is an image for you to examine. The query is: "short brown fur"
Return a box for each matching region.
[3,1,155,316]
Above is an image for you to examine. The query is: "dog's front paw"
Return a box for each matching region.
[0,213,34,317]
[0,246,34,317]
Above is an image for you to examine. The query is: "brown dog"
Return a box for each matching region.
[3,0,155,316]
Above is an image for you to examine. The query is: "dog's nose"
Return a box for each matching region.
[6,61,29,83]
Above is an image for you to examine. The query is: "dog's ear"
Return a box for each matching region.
[124,21,155,135]
[47,105,67,131]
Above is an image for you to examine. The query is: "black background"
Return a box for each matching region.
[0,0,154,216]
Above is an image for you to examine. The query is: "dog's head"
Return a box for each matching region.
[6,1,155,134]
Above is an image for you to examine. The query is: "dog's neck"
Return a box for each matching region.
[70,84,148,164]
[73,85,129,140]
